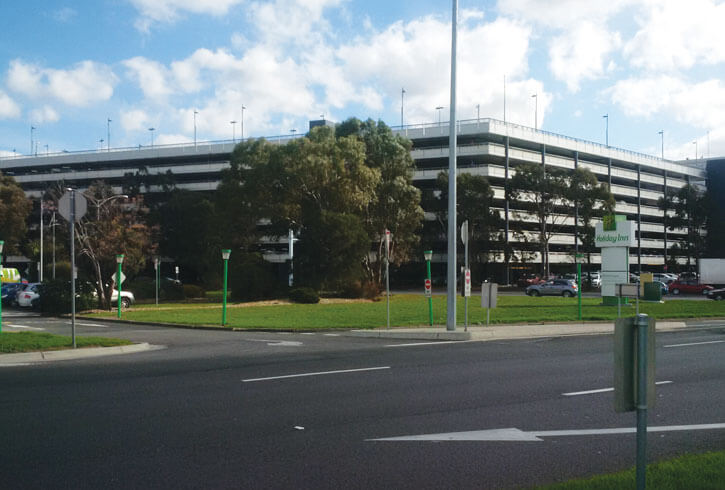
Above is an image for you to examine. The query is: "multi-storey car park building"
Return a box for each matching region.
[1,119,707,284]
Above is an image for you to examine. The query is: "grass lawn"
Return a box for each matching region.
[0,331,133,353]
[86,294,725,330]
[540,450,725,489]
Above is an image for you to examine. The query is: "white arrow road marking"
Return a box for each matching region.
[6,324,44,330]
[244,339,303,347]
[664,340,725,348]
[65,321,108,328]
[243,366,390,383]
[368,423,725,442]
[563,380,672,397]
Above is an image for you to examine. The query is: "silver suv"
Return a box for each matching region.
[526,279,579,297]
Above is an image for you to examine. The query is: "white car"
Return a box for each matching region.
[110,289,135,308]
[16,283,41,308]
[653,273,678,284]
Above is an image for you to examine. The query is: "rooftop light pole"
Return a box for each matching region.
[401,87,406,127]
[531,93,538,130]
[193,110,198,148]
[603,114,609,146]
[30,125,36,156]
[149,127,155,147]
[107,118,112,151]
[230,120,237,142]
[241,105,246,141]
[436,106,444,126]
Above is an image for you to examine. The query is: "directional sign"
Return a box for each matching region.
[460,220,469,245]
[58,191,87,222]
[110,271,126,285]
[464,268,471,297]
[424,278,432,297]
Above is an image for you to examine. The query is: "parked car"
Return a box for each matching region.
[1,282,25,306]
[667,280,714,295]
[652,280,669,296]
[653,273,678,284]
[110,289,135,308]
[516,274,546,288]
[16,283,41,308]
[706,288,725,300]
[526,279,578,297]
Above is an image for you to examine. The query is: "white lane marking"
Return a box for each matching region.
[243,366,390,383]
[301,333,316,336]
[664,340,725,348]
[323,333,340,337]
[77,323,108,328]
[6,324,44,330]
[563,381,672,397]
[369,423,725,442]
[386,341,455,348]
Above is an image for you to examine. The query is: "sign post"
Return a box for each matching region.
[58,189,87,349]
[424,250,433,326]
[480,282,498,326]
[614,314,655,490]
[461,221,469,331]
[385,229,391,330]
[596,215,636,306]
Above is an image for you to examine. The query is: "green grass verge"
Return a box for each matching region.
[85,294,725,330]
[0,331,133,353]
[539,450,725,489]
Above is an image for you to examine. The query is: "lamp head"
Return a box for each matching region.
[222,249,231,260]
[0,240,4,254]
[116,254,124,264]
[424,250,433,261]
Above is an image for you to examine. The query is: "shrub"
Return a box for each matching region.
[37,280,96,315]
[339,280,381,299]
[183,284,205,298]
[289,287,319,304]
[229,252,282,301]
[161,279,184,300]
[125,279,156,300]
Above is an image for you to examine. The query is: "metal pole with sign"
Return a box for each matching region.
[481,282,498,326]
[0,241,4,332]
[116,255,124,318]
[385,229,390,330]
[221,250,231,326]
[153,256,159,306]
[461,220,469,331]
[424,250,433,326]
[58,189,87,349]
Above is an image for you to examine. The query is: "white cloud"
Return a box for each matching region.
[0,91,21,119]
[120,109,151,132]
[6,59,117,106]
[123,57,173,99]
[130,0,245,32]
[248,0,344,46]
[496,0,634,29]
[548,22,621,92]
[624,0,725,71]
[29,105,60,124]
[608,76,725,129]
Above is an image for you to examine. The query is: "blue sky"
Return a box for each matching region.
[1,0,725,161]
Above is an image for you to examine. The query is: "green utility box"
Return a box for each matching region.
[643,282,662,301]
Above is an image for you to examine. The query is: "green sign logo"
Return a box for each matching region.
[603,214,616,231]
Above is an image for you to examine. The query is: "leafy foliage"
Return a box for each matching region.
[228,252,281,301]
[0,173,33,254]
[37,279,96,315]
[288,287,320,304]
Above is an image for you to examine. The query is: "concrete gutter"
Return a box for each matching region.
[0,343,161,366]
[347,321,691,342]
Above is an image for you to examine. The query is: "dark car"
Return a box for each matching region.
[526,279,578,297]
[1,283,24,306]
[706,288,725,300]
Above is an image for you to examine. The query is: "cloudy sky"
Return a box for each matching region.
[1,0,724,161]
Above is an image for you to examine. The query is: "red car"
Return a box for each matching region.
[667,280,714,295]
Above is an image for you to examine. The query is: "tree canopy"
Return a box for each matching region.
[0,172,32,254]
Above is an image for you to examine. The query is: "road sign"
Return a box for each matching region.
[464,268,471,297]
[424,278,432,297]
[110,271,126,285]
[461,220,469,245]
[58,191,87,222]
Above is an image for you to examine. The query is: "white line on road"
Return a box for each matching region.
[243,366,390,383]
[369,423,725,442]
[563,381,672,397]
[664,340,725,348]
[385,341,458,348]
[65,321,108,328]
[6,324,44,330]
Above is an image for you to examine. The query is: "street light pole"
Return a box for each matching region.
[603,114,609,146]
[436,106,444,126]
[446,0,458,332]
[424,250,433,326]
[39,200,43,282]
[154,256,159,306]
[401,88,405,127]
[241,105,246,141]
[531,93,538,130]
[230,120,237,142]
[222,249,231,326]
[149,127,155,147]
[107,118,112,151]
[116,254,124,319]
[193,110,198,148]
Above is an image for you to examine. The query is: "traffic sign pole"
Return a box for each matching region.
[385,230,390,330]
[70,190,76,348]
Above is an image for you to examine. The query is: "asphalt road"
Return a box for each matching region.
[1,314,724,489]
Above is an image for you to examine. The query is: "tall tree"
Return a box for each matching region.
[0,172,32,254]
[435,172,501,274]
[565,167,615,280]
[74,182,155,309]
[508,162,569,276]
[336,118,423,286]
[659,183,707,271]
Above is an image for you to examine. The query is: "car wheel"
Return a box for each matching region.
[562,291,574,298]
[121,297,131,309]
[702,290,711,295]
[671,288,680,295]
[716,294,724,301]
[530,290,540,297]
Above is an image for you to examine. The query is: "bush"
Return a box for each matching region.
[229,252,282,301]
[289,287,319,304]
[339,280,381,299]
[161,279,184,300]
[37,280,96,315]
[125,279,156,300]
[183,284,205,298]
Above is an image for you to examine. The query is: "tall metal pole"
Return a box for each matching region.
[70,190,76,348]
[116,255,123,319]
[52,212,56,279]
[446,0,458,331]
[603,114,609,146]
[386,229,390,330]
[426,255,433,326]
[39,200,43,282]
[193,110,198,148]
[532,94,538,130]
[0,241,4,333]
[107,118,111,151]
[241,105,246,141]
[660,130,668,269]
